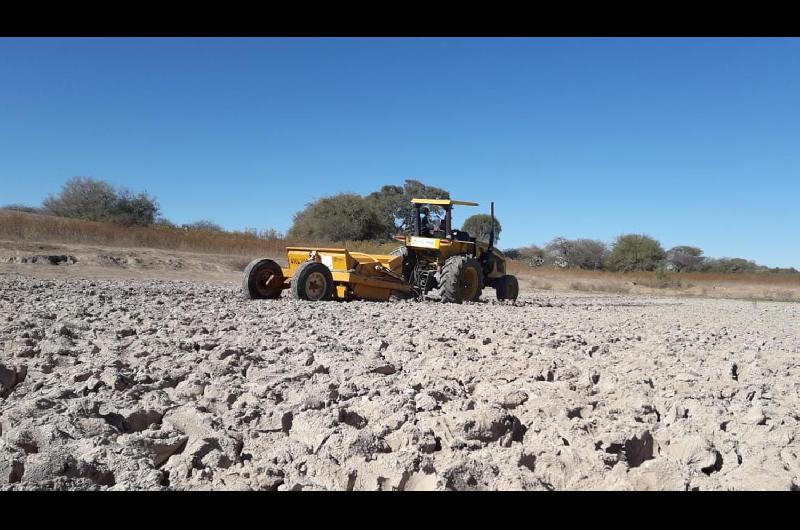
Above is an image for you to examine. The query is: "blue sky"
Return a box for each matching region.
[1,37,798,267]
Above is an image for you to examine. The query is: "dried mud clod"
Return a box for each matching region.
[0,273,799,491]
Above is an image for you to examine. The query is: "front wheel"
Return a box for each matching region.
[495,274,519,301]
[439,256,483,303]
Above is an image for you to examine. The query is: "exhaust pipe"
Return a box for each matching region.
[489,201,495,250]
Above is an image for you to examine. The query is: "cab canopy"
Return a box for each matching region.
[410,198,479,207]
[410,198,479,238]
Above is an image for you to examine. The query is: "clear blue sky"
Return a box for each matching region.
[1,37,798,267]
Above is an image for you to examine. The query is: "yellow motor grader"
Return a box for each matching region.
[242,198,519,303]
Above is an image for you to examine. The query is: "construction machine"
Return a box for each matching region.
[241,198,518,303]
[390,198,518,302]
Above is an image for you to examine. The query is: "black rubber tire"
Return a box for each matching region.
[242,258,284,300]
[390,246,416,281]
[439,256,483,303]
[291,261,335,301]
[495,274,519,301]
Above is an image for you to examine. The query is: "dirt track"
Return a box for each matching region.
[2,268,799,491]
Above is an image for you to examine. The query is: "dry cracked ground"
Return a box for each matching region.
[2,272,800,491]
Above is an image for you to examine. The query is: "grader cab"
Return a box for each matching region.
[242,198,519,303]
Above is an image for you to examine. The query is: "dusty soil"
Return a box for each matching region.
[2,260,799,490]
[521,267,800,304]
[0,240,251,284]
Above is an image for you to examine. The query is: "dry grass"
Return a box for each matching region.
[568,281,632,295]
[508,259,800,302]
[509,261,800,286]
[2,210,798,303]
[0,210,398,259]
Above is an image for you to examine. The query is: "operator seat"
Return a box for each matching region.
[451,229,471,242]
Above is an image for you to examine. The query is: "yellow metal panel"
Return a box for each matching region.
[382,254,402,272]
[348,252,378,264]
[332,271,410,292]
[323,253,349,271]
[285,249,410,299]
[348,252,403,274]
[355,254,399,267]
[408,236,440,249]
[331,271,354,283]
[287,250,311,270]
[353,284,394,301]
[286,248,354,272]
[285,246,348,253]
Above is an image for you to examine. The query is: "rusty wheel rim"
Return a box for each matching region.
[255,267,279,297]
[462,267,479,301]
[305,271,328,300]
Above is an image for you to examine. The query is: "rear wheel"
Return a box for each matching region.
[291,261,335,301]
[242,258,284,300]
[495,274,519,301]
[439,256,483,303]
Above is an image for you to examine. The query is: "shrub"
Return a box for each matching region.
[43,177,118,221]
[607,234,666,272]
[240,227,284,240]
[109,189,160,226]
[545,237,608,270]
[506,245,546,266]
[182,220,224,232]
[288,193,389,241]
[1,204,48,215]
[43,176,160,226]
[152,217,177,228]
[666,245,705,272]
[461,214,501,243]
[703,257,759,273]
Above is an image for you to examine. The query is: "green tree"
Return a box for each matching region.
[545,237,608,270]
[703,257,759,273]
[666,245,705,272]
[43,177,119,221]
[288,193,388,241]
[366,179,450,236]
[607,234,666,272]
[505,245,546,266]
[461,214,502,243]
[183,220,224,232]
[110,189,161,226]
[43,176,160,226]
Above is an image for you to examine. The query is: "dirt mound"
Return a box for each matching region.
[4,255,77,265]
[1,273,798,490]
[0,240,254,284]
